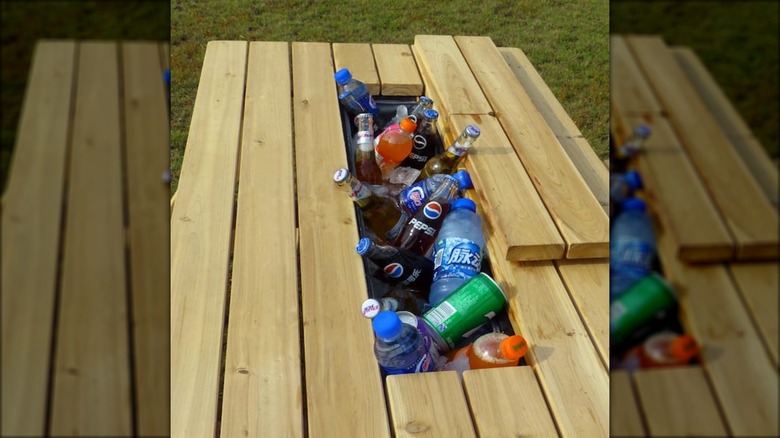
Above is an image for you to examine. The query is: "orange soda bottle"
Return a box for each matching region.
[375,117,416,176]
[638,331,698,368]
[446,333,528,372]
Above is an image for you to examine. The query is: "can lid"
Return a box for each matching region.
[625,170,643,191]
[634,124,651,139]
[334,68,352,85]
[355,237,372,255]
[465,124,481,138]
[500,335,528,361]
[621,197,646,212]
[451,198,476,212]
[399,117,417,133]
[670,334,698,362]
[423,108,439,120]
[361,299,382,319]
[452,170,473,190]
[333,168,350,184]
[396,311,418,327]
[372,311,402,339]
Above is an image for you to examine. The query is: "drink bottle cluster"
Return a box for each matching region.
[333,70,524,376]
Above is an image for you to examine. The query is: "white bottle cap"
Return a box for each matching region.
[361,299,382,319]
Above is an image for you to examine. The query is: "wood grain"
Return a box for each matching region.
[292,42,390,438]
[672,46,778,209]
[371,44,424,96]
[610,34,664,117]
[386,372,476,438]
[626,35,778,260]
[170,41,247,437]
[463,367,558,437]
[219,41,303,438]
[729,263,779,366]
[1,40,76,437]
[332,43,380,95]
[634,367,728,437]
[455,36,609,259]
[610,371,647,437]
[50,41,132,436]
[499,47,609,215]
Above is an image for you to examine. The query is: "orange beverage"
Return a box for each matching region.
[375,117,416,175]
[468,333,527,369]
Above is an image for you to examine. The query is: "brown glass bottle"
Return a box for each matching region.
[333,168,405,239]
[415,124,480,182]
[353,113,382,184]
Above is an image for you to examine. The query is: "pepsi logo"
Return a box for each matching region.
[384,263,404,278]
[413,135,427,150]
[423,202,443,219]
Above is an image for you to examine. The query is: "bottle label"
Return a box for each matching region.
[356,131,373,150]
[448,142,468,156]
[381,351,436,375]
[400,185,428,212]
[612,241,654,278]
[432,238,482,282]
[349,180,372,205]
[354,93,379,115]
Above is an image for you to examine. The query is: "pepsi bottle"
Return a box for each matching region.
[401,108,439,170]
[393,177,459,256]
[398,170,472,215]
[356,237,434,297]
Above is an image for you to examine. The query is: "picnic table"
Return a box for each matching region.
[610,34,779,437]
[1,41,169,436]
[171,35,609,437]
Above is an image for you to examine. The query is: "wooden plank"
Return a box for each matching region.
[634,367,729,437]
[332,43,380,96]
[219,41,302,438]
[672,46,779,208]
[654,226,779,436]
[170,41,247,437]
[610,371,647,437]
[386,371,476,437]
[463,367,558,437]
[611,35,735,263]
[371,44,424,96]
[729,263,779,366]
[455,36,609,259]
[626,35,778,260]
[160,42,169,71]
[50,41,132,436]
[0,40,76,437]
[449,114,565,261]
[498,47,609,215]
[292,42,390,437]
[412,35,493,116]
[555,259,609,367]
[122,41,170,437]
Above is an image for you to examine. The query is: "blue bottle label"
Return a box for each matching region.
[381,351,436,375]
[612,241,653,277]
[432,238,482,282]
[400,183,428,213]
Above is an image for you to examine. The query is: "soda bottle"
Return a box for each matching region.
[428,198,485,306]
[398,170,472,215]
[353,113,382,184]
[355,237,434,295]
[383,96,433,131]
[610,170,643,217]
[401,109,440,170]
[444,333,527,376]
[375,117,417,176]
[372,311,437,375]
[637,331,698,368]
[333,168,405,240]
[334,68,379,118]
[615,124,651,161]
[415,124,480,182]
[393,174,461,256]
[610,198,657,300]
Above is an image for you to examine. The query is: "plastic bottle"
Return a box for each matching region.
[356,237,434,295]
[638,331,698,368]
[383,96,433,132]
[428,198,485,306]
[375,117,417,176]
[334,68,379,117]
[610,170,643,217]
[610,198,656,300]
[372,310,437,375]
[616,124,651,160]
[415,124,480,182]
[353,113,382,184]
[398,170,472,215]
[333,168,404,240]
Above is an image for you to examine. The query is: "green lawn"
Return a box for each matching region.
[611,0,778,159]
[171,0,610,194]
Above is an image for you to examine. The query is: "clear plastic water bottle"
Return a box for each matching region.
[398,170,472,215]
[428,198,485,306]
[372,310,437,375]
[610,198,656,300]
[616,124,651,160]
[334,68,379,118]
[610,170,643,217]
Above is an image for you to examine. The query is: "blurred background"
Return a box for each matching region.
[0,0,170,193]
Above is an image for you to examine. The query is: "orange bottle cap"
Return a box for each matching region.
[399,117,417,133]
[500,335,528,361]
[669,334,698,362]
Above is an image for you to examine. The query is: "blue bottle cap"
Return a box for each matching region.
[622,197,647,212]
[634,124,651,139]
[423,108,439,120]
[334,68,352,85]
[418,96,433,105]
[452,170,473,190]
[465,124,481,137]
[163,69,170,86]
[451,198,477,212]
[372,311,402,339]
[355,237,372,255]
[625,170,643,191]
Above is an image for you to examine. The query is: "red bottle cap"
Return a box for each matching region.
[500,335,528,361]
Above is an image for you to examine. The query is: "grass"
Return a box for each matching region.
[0,1,169,194]
[170,0,610,194]
[611,0,779,159]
